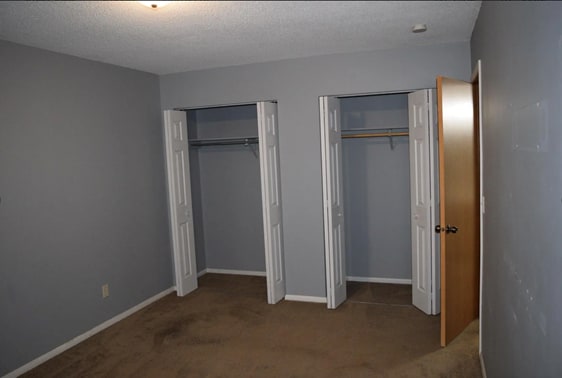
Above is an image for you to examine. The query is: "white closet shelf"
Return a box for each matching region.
[189,136,259,147]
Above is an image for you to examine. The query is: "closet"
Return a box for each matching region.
[340,94,412,283]
[162,102,285,304]
[320,90,439,314]
[187,105,264,276]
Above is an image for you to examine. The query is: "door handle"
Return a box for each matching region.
[445,225,459,234]
[435,224,459,233]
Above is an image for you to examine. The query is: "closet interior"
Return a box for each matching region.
[185,104,266,277]
[340,93,413,300]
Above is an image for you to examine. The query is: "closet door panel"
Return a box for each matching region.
[257,101,286,304]
[320,96,347,309]
[163,110,198,296]
[409,90,436,314]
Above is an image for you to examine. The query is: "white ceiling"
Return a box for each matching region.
[0,1,481,75]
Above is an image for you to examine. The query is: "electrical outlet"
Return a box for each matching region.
[102,284,109,298]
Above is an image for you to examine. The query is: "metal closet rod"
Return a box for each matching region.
[189,137,259,147]
[342,131,409,139]
[342,127,409,139]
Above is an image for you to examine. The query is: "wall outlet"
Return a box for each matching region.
[102,284,109,298]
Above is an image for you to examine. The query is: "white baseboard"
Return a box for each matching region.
[284,295,327,303]
[346,276,412,285]
[4,287,175,378]
[480,353,487,378]
[203,268,266,277]
[197,269,207,277]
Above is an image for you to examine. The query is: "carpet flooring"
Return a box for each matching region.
[23,274,481,377]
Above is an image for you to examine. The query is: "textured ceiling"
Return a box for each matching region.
[0,1,481,75]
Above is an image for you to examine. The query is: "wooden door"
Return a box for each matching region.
[437,77,480,346]
[320,96,347,309]
[163,110,198,296]
[257,101,286,304]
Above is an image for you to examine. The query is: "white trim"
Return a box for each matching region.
[4,287,175,378]
[480,353,488,378]
[284,295,327,303]
[197,269,207,277]
[175,100,277,111]
[346,276,412,285]
[472,59,484,354]
[205,268,266,277]
[328,88,430,99]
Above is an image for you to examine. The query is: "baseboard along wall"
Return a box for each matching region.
[284,295,327,303]
[4,287,175,378]
[198,268,266,277]
[479,353,487,378]
[346,276,412,285]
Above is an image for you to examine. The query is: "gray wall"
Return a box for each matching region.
[0,41,171,376]
[187,105,265,273]
[160,42,471,297]
[471,2,562,377]
[340,94,412,280]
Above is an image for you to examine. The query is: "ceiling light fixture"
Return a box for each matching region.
[412,24,428,33]
[139,1,171,9]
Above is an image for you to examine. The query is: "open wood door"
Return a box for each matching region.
[257,101,286,304]
[320,96,346,309]
[163,110,198,296]
[409,89,439,315]
[437,77,480,346]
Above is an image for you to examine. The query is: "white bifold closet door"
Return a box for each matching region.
[319,96,347,309]
[257,102,286,304]
[163,103,286,304]
[163,110,198,296]
[320,91,438,312]
[408,89,439,315]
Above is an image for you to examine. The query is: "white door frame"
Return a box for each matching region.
[471,60,484,354]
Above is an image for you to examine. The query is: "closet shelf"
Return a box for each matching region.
[189,136,259,147]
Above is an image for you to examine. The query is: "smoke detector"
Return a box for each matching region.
[412,24,428,33]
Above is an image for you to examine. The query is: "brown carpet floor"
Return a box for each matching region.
[346,281,412,306]
[23,274,481,377]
